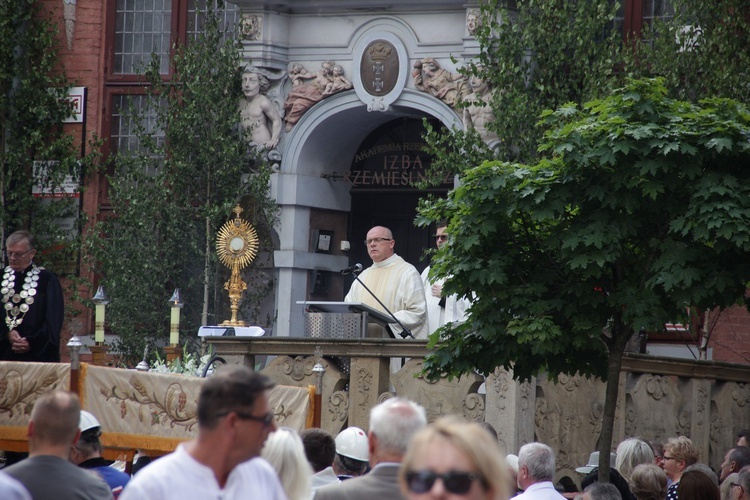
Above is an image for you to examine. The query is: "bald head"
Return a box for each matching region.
[365,226,395,263]
[30,390,81,447]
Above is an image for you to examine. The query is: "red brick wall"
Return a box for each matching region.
[710,306,750,364]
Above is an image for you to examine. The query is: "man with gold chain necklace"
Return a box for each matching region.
[0,230,64,362]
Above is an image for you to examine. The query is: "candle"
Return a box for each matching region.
[95,303,105,343]
[170,306,180,345]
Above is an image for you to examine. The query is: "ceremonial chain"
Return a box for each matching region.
[2,265,42,330]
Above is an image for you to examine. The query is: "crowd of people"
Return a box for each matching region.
[1,366,747,500]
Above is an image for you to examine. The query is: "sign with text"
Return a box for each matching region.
[349,119,452,190]
[62,86,86,123]
[32,161,81,198]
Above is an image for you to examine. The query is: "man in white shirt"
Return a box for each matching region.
[120,366,285,500]
[345,226,428,340]
[513,442,566,499]
[420,221,471,335]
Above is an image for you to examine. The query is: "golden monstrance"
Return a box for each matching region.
[216,205,259,326]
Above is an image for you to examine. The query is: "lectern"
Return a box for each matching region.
[297,301,395,339]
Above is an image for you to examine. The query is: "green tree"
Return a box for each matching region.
[425,0,750,182]
[85,4,276,366]
[1,1,95,263]
[419,78,750,480]
[419,0,750,481]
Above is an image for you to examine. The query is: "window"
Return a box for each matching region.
[103,0,239,199]
[113,0,173,75]
[612,0,674,39]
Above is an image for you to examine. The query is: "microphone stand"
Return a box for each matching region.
[351,270,414,339]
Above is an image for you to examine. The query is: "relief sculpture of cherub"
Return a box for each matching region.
[412,58,470,108]
[283,61,352,131]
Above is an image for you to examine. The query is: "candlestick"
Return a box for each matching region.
[170,306,180,345]
[95,304,105,343]
[168,288,184,346]
[92,285,110,344]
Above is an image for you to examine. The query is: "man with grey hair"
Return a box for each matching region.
[315,397,427,499]
[513,442,566,499]
[1,230,64,362]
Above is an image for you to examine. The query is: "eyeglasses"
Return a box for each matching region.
[217,410,275,427]
[364,237,392,245]
[6,250,32,259]
[404,470,484,494]
[731,482,744,494]
[434,235,448,241]
[662,455,676,461]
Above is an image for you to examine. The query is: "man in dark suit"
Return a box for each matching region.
[314,397,427,500]
[1,230,64,362]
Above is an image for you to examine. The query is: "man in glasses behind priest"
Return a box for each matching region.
[344,225,428,340]
[1,230,64,362]
[420,221,472,336]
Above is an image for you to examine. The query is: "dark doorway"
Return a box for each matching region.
[346,117,450,291]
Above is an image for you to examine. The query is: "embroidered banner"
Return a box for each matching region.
[1,361,313,455]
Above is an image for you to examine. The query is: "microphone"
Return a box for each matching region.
[350,272,414,339]
[340,263,363,275]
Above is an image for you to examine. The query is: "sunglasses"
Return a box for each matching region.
[404,470,484,495]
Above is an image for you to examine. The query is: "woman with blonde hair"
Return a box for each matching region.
[261,427,314,500]
[662,436,699,500]
[399,417,509,499]
[615,438,654,484]
[629,463,667,500]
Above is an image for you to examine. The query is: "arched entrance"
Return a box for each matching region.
[273,90,461,337]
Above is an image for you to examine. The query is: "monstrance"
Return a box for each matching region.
[216,205,258,326]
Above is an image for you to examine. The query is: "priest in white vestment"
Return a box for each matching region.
[344,226,428,340]
[421,222,471,335]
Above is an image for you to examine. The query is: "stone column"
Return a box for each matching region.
[691,378,712,462]
[347,356,390,429]
[485,366,535,453]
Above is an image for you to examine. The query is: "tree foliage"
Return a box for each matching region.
[425,0,750,182]
[419,77,750,480]
[420,0,750,483]
[85,4,276,366]
[1,1,96,261]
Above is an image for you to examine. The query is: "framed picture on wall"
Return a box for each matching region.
[315,229,334,253]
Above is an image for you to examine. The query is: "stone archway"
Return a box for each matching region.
[271,89,461,337]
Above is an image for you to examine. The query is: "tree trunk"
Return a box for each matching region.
[597,327,630,483]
